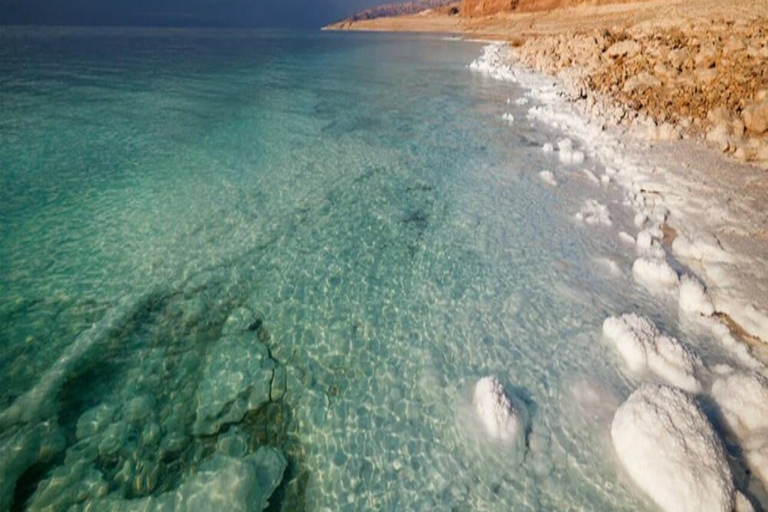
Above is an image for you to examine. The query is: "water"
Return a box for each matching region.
[0,27,748,511]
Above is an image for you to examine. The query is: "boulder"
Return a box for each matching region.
[605,40,642,59]
[742,100,768,135]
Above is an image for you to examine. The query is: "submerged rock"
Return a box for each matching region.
[611,385,733,512]
[0,420,66,512]
[70,447,287,512]
[193,331,275,436]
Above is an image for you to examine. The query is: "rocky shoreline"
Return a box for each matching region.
[510,20,768,167]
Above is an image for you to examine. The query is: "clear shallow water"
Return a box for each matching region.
[0,27,748,511]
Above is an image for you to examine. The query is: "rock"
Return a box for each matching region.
[742,100,768,135]
[0,420,66,512]
[623,72,662,93]
[632,257,679,290]
[71,448,287,512]
[678,275,715,317]
[611,385,734,512]
[695,44,717,69]
[193,332,275,436]
[605,40,642,59]
[76,403,117,440]
[98,421,129,456]
[216,427,248,458]
[27,460,109,512]
[222,307,263,335]
[123,395,155,424]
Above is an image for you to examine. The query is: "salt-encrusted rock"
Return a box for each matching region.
[711,372,768,486]
[632,257,679,290]
[678,275,715,317]
[623,72,661,93]
[605,40,641,59]
[0,420,66,512]
[611,385,734,512]
[603,314,701,392]
[193,332,275,436]
[70,448,287,512]
[575,199,611,226]
[473,376,528,448]
[742,100,768,135]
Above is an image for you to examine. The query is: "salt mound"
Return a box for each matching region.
[632,257,679,290]
[469,43,517,82]
[502,113,515,125]
[679,275,715,317]
[611,385,734,512]
[575,199,612,226]
[712,372,768,486]
[602,314,701,392]
[473,376,527,447]
[538,170,557,186]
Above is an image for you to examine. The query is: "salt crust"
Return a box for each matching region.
[611,385,734,512]
[575,199,611,226]
[470,42,768,358]
[473,376,528,449]
[538,170,557,186]
[603,314,701,392]
[711,371,768,487]
[632,257,679,290]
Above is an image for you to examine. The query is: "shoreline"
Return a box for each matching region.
[326,2,768,356]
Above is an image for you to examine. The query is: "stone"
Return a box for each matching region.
[123,395,155,424]
[76,403,117,440]
[605,40,642,59]
[70,448,287,512]
[742,100,768,135]
[0,420,66,512]
[623,72,661,93]
[193,332,275,436]
[98,421,129,456]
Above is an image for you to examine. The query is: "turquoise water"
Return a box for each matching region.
[0,27,747,512]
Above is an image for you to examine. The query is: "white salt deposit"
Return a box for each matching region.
[712,371,768,487]
[514,97,529,106]
[469,43,517,82]
[542,142,554,153]
[632,257,679,290]
[582,169,600,185]
[603,314,701,392]
[538,170,557,186]
[502,113,515,124]
[679,275,715,317]
[611,385,734,512]
[618,231,636,245]
[473,376,527,448]
[575,199,611,226]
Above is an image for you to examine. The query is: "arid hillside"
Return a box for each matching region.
[461,0,652,17]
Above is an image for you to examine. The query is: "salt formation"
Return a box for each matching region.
[611,385,734,512]
[473,376,528,448]
[602,314,701,392]
[557,138,585,164]
[538,170,557,186]
[575,199,612,226]
[193,308,278,436]
[632,257,679,290]
[679,274,715,317]
[711,371,768,487]
[502,113,515,124]
[542,142,554,153]
[468,43,517,81]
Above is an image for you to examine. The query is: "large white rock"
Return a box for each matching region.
[611,385,734,512]
[473,376,528,448]
[712,372,768,486]
[602,314,701,392]
[632,257,679,290]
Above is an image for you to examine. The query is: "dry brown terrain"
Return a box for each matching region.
[325,0,768,166]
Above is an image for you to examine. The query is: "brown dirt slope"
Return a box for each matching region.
[461,0,648,17]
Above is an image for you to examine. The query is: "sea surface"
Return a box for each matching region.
[0,27,744,511]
